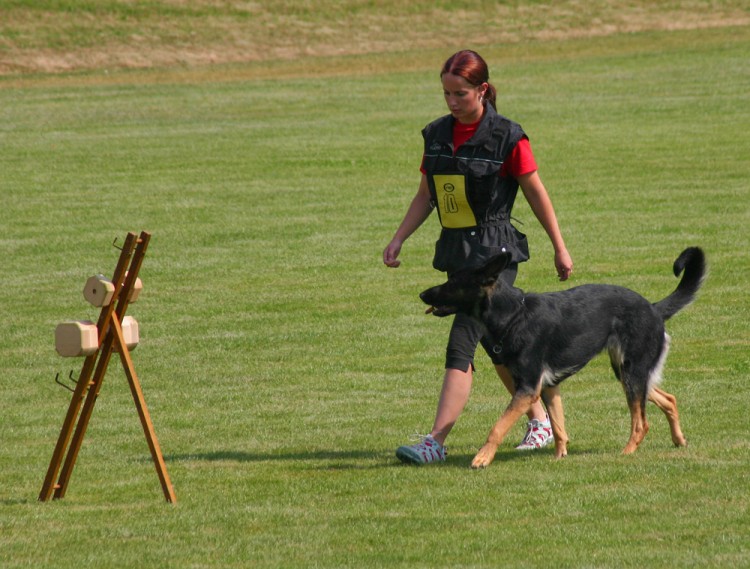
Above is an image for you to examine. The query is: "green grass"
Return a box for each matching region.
[1,20,749,569]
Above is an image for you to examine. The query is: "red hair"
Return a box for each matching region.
[441,50,497,109]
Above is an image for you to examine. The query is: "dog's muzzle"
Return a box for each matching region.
[422,304,457,317]
[420,290,455,317]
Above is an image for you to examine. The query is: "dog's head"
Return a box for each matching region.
[420,253,512,317]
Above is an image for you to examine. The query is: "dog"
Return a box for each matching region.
[420,247,706,468]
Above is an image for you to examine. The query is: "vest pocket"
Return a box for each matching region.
[432,224,530,274]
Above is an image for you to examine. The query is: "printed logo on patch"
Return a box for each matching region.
[433,174,477,228]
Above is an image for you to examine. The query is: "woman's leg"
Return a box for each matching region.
[395,367,470,465]
[430,367,473,446]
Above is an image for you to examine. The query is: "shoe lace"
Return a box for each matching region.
[408,433,431,443]
[522,420,547,443]
[407,433,446,454]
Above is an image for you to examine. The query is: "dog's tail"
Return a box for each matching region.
[653,247,706,321]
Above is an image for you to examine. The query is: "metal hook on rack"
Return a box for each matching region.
[54,371,77,393]
[112,237,124,251]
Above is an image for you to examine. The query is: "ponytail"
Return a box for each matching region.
[484,82,497,110]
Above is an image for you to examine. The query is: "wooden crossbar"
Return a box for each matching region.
[39,231,176,503]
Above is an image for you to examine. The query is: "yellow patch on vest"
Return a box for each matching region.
[433,174,477,228]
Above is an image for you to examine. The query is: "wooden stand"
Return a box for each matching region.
[39,231,176,503]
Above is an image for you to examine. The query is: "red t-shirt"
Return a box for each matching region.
[421,118,537,178]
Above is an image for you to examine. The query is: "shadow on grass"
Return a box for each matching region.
[449,445,600,466]
[164,450,394,471]
[1,498,34,506]
[163,446,598,470]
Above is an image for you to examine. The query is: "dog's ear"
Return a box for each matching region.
[478,253,512,285]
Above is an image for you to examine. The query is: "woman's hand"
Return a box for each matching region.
[383,239,403,268]
[555,248,573,281]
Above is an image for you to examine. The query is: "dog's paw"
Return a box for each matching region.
[672,433,688,448]
[471,445,497,469]
[554,443,568,459]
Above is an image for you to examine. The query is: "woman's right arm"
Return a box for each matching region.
[383,175,433,268]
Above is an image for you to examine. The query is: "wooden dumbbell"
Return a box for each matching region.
[123,271,143,303]
[83,275,115,307]
[83,273,143,306]
[55,321,98,357]
[121,316,140,350]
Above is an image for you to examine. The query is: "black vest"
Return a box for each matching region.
[422,104,530,274]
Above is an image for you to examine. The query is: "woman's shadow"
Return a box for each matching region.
[162,446,584,470]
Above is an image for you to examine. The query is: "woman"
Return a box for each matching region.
[383,50,573,465]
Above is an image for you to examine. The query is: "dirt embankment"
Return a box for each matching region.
[1,1,748,76]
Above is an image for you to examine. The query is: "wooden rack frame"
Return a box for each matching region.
[40,231,176,503]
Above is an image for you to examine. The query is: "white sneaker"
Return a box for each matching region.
[396,434,447,465]
[515,417,554,450]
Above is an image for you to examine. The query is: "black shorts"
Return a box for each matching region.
[444,263,518,372]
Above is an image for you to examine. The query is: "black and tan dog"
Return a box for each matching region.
[420,247,706,468]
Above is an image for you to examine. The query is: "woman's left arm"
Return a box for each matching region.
[518,170,573,281]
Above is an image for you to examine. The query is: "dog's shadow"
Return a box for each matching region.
[441,446,596,469]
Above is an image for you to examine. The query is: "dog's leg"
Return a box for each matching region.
[542,386,568,459]
[472,393,534,469]
[622,397,649,454]
[648,387,687,448]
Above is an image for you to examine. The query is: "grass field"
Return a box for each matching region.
[1,3,749,568]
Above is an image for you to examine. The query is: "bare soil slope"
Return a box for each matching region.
[1,1,748,76]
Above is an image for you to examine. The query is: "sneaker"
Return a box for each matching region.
[396,434,447,465]
[515,417,554,450]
